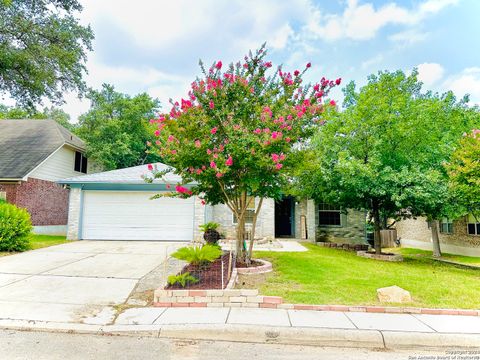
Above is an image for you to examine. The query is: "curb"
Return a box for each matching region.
[0,320,479,350]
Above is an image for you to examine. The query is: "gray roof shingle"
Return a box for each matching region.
[0,119,85,179]
[58,162,185,184]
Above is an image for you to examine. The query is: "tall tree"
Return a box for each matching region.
[0,0,93,108]
[146,46,338,263]
[448,129,480,219]
[295,70,476,255]
[76,84,161,170]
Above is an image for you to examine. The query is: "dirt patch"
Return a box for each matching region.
[235,259,264,268]
[235,272,271,289]
[166,253,232,290]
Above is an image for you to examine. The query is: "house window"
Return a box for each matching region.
[0,191,6,201]
[439,218,453,234]
[74,151,88,174]
[232,196,255,224]
[467,214,480,236]
[318,203,342,226]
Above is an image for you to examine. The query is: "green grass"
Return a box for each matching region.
[254,243,480,309]
[389,247,480,267]
[0,234,69,256]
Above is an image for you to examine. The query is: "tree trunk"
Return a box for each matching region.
[431,220,442,258]
[236,215,246,263]
[247,198,264,264]
[372,202,382,254]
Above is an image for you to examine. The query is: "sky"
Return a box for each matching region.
[57,0,480,122]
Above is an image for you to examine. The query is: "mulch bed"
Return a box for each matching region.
[235,259,264,268]
[165,252,232,290]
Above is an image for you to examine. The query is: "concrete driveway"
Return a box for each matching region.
[0,241,180,324]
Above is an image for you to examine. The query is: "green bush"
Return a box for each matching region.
[0,202,32,252]
[171,244,222,266]
[167,272,199,287]
[199,222,220,232]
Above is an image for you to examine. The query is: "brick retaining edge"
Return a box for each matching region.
[153,288,480,316]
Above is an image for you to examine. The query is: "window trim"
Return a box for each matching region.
[439,218,453,234]
[318,203,343,227]
[232,197,255,225]
[74,151,88,174]
[467,214,480,236]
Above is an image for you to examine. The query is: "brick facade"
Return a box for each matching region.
[396,217,480,256]
[0,178,69,226]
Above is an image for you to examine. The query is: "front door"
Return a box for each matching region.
[275,197,294,237]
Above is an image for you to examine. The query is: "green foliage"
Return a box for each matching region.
[171,245,222,266]
[0,202,32,252]
[294,70,478,252]
[167,272,199,288]
[75,84,161,170]
[448,130,480,217]
[199,222,220,232]
[0,105,74,130]
[0,0,93,108]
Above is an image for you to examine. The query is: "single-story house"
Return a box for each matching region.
[0,119,93,235]
[396,215,480,257]
[59,162,367,243]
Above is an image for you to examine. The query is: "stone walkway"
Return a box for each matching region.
[114,306,480,334]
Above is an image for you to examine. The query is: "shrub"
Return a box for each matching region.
[167,272,199,288]
[0,202,32,252]
[171,244,222,266]
[199,222,221,245]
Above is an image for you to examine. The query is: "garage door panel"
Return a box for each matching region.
[82,191,194,241]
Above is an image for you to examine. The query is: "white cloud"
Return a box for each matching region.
[389,29,429,46]
[305,0,458,41]
[417,63,445,86]
[445,67,480,104]
[361,54,384,69]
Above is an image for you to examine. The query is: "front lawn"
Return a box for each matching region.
[389,247,480,267]
[0,234,69,256]
[255,243,480,309]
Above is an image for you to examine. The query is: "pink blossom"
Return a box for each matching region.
[175,185,189,193]
[254,128,262,134]
[215,61,222,70]
[335,78,342,85]
[147,164,153,171]
[280,154,286,161]
[285,137,291,143]
[329,100,336,106]
[263,128,271,134]
[210,161,216,168]
[166,184,171,189]
[167,135,175,142]
[207,149,212,155]
[271,153,280,163]
[209,101,215,109]
[294,70,300,76]
[154,130,161,137]
[210,127,218,134]
[275,163,283,170]
[225,156,233,166]
[194,140,201,148]
[287,114,293,121]
[306,62,311,68]
[196,169,202,175]
[171,149,177,155]
[213,153,218,159]
[201,200,206,205]
[314,84,320,91]
[216,172,223,178]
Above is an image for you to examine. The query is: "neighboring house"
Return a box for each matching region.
[59,162,366,243]
[0,119,92,235]
[396,216,480,257]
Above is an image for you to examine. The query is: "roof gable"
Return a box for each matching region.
[0,119,85,179]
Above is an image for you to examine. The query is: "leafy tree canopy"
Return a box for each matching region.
[76,84,161,170]
[0,104,73,130]
[293,70,478,253]
[0,0,93,108]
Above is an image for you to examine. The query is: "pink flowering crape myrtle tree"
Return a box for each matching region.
[147,45,339,264]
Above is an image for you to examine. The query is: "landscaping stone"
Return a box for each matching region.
[357,251,403,262]
[377,285,412,303]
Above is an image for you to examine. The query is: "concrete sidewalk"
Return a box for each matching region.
[1,307,479,350]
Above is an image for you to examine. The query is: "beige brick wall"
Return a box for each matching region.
[396,216,480,249]
[66,187,81,240]
[211,198,275,239]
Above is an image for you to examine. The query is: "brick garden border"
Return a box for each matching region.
[153,288,480,316]
[235,259,272,275]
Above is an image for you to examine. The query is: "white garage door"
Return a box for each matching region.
[81,191,194,241]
